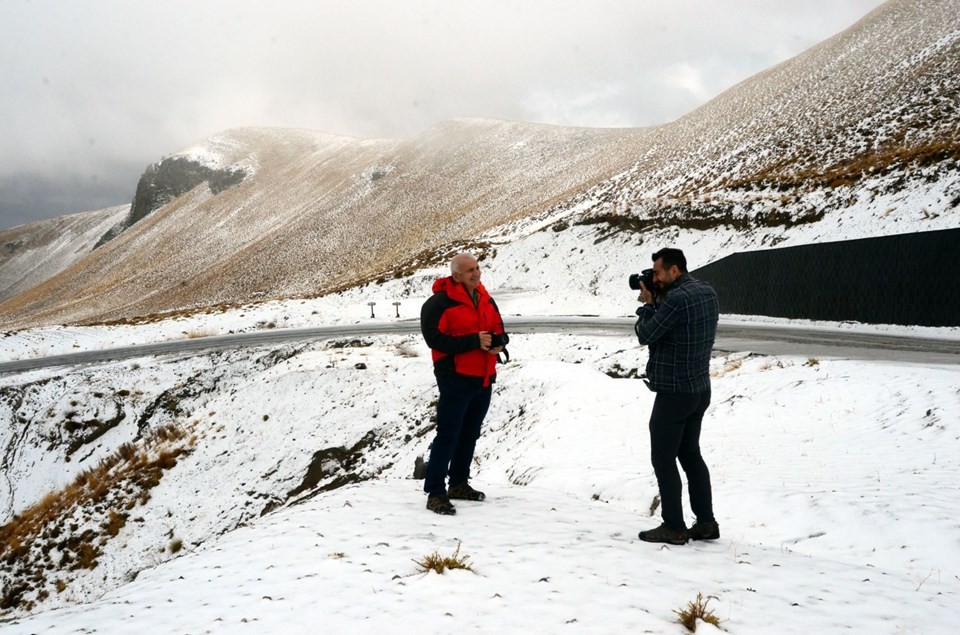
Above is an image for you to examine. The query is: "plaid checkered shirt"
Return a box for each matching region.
[634,274,719,393]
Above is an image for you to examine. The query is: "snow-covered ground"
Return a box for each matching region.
[1,284,959,633]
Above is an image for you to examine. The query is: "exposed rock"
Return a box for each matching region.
[94,158,246,249]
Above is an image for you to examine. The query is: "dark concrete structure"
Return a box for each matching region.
[692,228,960,327]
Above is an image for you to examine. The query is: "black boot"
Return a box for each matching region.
[638,523,688,545]
[448,482,486,501]
[687,520,720,541]
[426,495,456,515]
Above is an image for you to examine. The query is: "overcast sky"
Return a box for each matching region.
[0,0,887,232]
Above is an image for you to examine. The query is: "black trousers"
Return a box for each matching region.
[648,390,714,531]
[423,374,492,497]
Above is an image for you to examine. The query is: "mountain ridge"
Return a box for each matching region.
[1,0,957,329]
[0,121,650,327]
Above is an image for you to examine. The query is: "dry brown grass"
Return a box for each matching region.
[0,423,196,614]
[154,449,180,471]
[675,592,722,632]
[103,510,127,537]
[117,442,138,462]
[184,328,217,339]
[73,542,99,571]
[413,542,474,574]
[711,358,744,378]
[152,423,187,444]
[726,138,960,192]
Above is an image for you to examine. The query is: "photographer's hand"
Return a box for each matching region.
[639,282,655,306]
[478,331,493,351]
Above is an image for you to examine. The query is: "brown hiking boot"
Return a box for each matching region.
[448,482,486,501]
[426,495,456,515]
[687,520,720,541]
[638,523,688,545]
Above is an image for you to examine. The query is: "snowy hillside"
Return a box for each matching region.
[572,0,960,242]
[2,3,960,628]
[0,205,128,303]
[0,294,958,631]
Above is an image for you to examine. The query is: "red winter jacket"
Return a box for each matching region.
[420,277,509,387]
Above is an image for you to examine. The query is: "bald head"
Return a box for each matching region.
[450,253,481,294]
[451,252,477,274]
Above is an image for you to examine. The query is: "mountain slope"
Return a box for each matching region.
[577,0,960,228]
[0,123,650,328]
[0,206,128,304]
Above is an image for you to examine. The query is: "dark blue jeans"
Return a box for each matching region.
[424,374,492,497]
[648,390,714,531]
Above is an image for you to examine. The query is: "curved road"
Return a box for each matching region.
[1,317,958,376]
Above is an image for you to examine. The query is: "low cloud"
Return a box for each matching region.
[0,0,886,231]
[662,63,712,104]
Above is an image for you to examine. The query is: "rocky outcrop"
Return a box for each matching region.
[95,158,246,249]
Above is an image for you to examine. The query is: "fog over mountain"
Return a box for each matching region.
[0,0,957,330]
[0,0,886,230]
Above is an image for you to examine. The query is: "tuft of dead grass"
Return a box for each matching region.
[184,328,216,339]
[73,542,99,571]
[675,592,722,632]
[711,358,743,378]
[103,510,128,537]
[395,342,421,358]
[152,423,187,444]
[413,542,474,574]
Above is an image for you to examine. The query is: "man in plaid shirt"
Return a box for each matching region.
[634,248,720,545]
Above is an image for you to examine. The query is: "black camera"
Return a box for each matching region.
[489,333,508,348]
[628,269,659,294]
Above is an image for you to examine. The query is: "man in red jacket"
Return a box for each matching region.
[420,253,509,515]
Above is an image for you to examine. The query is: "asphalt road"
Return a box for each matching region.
[1,317,958,376]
